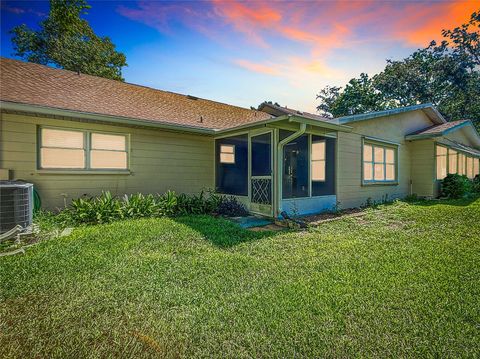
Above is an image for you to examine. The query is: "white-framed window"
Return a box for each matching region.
[311,140,326,181]
[39,127,128,170]
[363,141,397,183]
[219,144,235,164]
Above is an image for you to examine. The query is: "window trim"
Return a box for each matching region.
[361,138,398,186]
[311,139,326,183]
[37,126,130,173]
[219,144,236,164]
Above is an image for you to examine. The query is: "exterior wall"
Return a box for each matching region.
[0,112,214,209]
[337,110,435,208]
[409,139,435,197]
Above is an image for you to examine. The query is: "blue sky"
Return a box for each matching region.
[1,0,477,112]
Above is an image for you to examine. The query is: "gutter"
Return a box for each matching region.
[0,101,216,135]
[276,123,307,217]
[1,101,353,137]
[336,103,447,125]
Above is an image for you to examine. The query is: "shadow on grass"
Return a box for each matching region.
[173,215,281,248]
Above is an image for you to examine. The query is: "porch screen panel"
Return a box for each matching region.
[312,136,336,196]
[215,135,248,196]
[251,133,271,176]
[281,130,309,199]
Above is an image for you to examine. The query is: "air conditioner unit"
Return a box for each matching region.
[0,181,34,234]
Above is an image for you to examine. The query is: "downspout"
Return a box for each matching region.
[276,122,307,217]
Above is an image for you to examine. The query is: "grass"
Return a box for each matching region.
[1,198,479,358]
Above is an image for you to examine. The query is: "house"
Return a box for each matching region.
[1,57,479,217]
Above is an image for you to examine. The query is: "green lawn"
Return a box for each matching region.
[1,198,479,358]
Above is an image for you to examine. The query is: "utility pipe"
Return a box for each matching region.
[276,121,307,217]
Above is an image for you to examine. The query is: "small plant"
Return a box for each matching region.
[122,193,158,219]
[441,174,472,199]
[216,196,248,217]
[157,190,178,216]
[68,191,121,224]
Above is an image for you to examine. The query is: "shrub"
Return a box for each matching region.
[55,190,240,226]
[441,174,472,199]
[216,196,249,217]
[68,191,121,224]
[157,190,178,216]
[121,193,158,219]
[473,175,480,194]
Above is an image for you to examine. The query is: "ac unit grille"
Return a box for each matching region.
[0,181,34,234]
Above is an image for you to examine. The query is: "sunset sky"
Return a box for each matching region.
[1,0,478,112]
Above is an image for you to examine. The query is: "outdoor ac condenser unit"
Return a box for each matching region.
[0,181,34,234]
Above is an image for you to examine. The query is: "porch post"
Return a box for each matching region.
[276,123,306,217]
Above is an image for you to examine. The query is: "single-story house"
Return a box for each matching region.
[1,57,479,217]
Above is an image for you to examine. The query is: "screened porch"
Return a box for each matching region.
[214,116,349,218]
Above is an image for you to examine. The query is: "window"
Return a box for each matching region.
[363,141,397,183]
[466,157,474,179]
[436,145,447,180]
[458,153,466,175]
[40,128,85,169]
[311,140,326,181]
[90,133,127,169]
[219,144,235,164]
[39,127,128,170]
[474,158,480,177]
[448,149,458,174]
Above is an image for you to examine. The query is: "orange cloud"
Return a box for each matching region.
[394,0,479,46]
[234,59,281,76]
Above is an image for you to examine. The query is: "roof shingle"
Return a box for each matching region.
[406,120,470,137]
[0,57,272,130]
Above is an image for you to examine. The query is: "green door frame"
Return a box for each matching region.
[249,128,274,217]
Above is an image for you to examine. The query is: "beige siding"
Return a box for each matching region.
[337,110,435,208]
[0,113,214,209]
[409,140,435,197]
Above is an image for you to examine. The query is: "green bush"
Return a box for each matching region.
[472,175,480,194]
[52,190,242,226]
[441,174,472,199]
[216,196,249,217]
[121,193,158,219]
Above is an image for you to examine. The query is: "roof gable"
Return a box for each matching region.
[406,119,480,148]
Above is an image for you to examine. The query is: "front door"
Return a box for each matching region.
[250,131,273,216]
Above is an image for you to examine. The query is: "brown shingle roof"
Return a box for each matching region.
[406,120,470,137]
[259,102,334,122]
[0,57,272,130]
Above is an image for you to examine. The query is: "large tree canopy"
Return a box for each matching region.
[11,0,127,81]
[317,11,480,128]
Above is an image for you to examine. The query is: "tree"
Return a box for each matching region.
[11,0,127,81]
[317,11,480,127]
[317,74,395,117]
